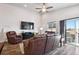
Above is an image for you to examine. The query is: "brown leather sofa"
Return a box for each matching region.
[6,31,22,44]
[23,34,46,55]
[23,34,60,55]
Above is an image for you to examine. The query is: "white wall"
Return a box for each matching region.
[0,4,40,42]
[47,5,79,21]
[40,5,79,34]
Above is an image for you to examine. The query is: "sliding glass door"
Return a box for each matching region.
[66,19,76,43]
[65,18,79,44]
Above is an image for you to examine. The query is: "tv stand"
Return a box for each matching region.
[22,32,34,40]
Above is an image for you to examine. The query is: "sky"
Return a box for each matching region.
[66,19,79,29]
[66,20,76,29]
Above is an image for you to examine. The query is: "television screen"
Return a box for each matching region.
[21,21,34,30]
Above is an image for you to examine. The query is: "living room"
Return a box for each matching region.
[0,2,79,55]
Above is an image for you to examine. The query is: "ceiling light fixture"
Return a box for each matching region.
[42,8,46,12]
[42,5,46,12]
[36,3,53,13]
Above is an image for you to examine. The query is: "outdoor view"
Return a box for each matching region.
[66,18,79,44]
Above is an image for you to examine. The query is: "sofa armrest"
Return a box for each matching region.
[23,39,32,54]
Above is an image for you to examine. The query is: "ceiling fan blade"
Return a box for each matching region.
[35,8,42,9]
[46,6,53,9]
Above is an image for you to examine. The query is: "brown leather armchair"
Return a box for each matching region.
[6,31,22,44]
[23,34,46,55]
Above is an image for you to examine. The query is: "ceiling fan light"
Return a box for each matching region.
[42,8,46,12]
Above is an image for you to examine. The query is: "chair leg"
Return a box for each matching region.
[19,42,24,54]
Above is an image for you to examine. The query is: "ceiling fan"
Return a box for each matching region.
[36,3,53,13]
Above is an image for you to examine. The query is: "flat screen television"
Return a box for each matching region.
[21,21,34,30]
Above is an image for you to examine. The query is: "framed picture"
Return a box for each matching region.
[48,21,56,29]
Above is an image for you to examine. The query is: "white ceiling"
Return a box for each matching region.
[7,3,79,12]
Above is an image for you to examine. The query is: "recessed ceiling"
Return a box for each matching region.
[7,3,79,12]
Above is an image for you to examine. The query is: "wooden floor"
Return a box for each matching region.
[47,44,79,55]
[1,42,22,55]
[1,42,79,55]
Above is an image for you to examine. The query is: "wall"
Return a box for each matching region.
[47,5,79,21]
[40,5,79,34]
[0,4,40,42]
